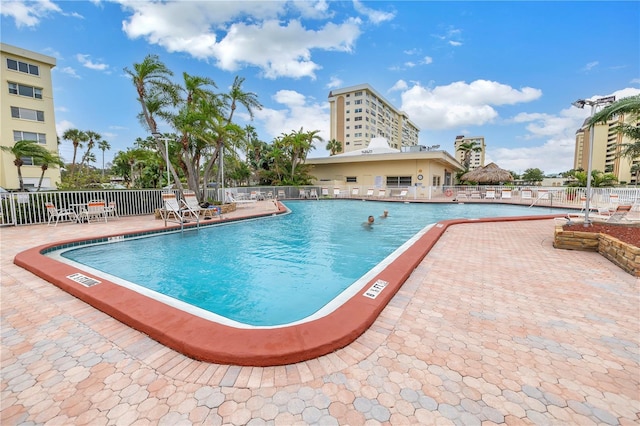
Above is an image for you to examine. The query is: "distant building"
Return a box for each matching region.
[306,137,462,197]
[454,135,486,171]
[1,43,60,189]
[574,113,640,184]
[328,84,420,154]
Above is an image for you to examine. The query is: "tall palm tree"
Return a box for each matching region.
[124,55,182,187]
[37,151,64,191]
[61,128,88,175]
[456,141,482,169]
[0,140,51,190]
[588,95,640,161]
[326,139,343,156]
[81,131,101,169]
[98,139,111,177]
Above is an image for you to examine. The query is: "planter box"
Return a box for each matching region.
[553,224,640,277]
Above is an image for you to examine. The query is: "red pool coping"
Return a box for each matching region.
[14,207,561,366]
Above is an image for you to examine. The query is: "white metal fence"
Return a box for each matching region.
[1,185,638,227]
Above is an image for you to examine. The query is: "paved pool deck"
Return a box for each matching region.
[1,201,638,425]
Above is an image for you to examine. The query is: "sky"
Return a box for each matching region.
[2,0,639,175]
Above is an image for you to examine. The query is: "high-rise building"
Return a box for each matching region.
[574,113,640,184]
[328,84,419,153]
[1,43,60,190]
[454,135,486,170]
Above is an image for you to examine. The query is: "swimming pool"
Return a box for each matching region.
[49,201,563,327]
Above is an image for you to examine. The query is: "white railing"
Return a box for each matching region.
[1,185,638,227]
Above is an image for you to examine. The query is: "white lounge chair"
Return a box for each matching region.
[181,191,201,218]
[309,189,319,200]
[277,189,286,200]
[470,190,481,199]
[485,189,496,200]
[45,202,78,226]
[366,188,375,198]
[395,189,408,199]
[333,187,341,198]
[501,189,512,199]
[321,187,329,197]
[226,191,257,207]
[351,187,360,197]
[162,193,200,226]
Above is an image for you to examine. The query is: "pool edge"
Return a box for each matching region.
[13,211,562,366]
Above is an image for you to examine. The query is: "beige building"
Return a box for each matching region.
[328,84,420,154]
[574,113,640,184]
[306,137,462,198]
[454,135,486,170]
[1,43,60,190]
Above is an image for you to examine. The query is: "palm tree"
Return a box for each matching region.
[630,163,640,186]
[62,128,88,175]
[124,55,181,187]
[588,95,640,161]
[37,151,64,191]
[98,139,111,177]
[326,139,343,156]
[81,131,101,169]
[0,140,51,190]
[456,141,482,169]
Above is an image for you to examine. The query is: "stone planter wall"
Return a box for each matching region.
[553,225,640,277]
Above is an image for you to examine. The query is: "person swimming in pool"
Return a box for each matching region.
[380,210,388,219]
[363,215,375,228]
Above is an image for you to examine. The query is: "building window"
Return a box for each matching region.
[14,130,46,144]
[346,176,357,183]
[8,82,43,99]
[386,176,412,187]
[346,101,350,105]
[354,116,362,121]
[355,125,362,129]
[355,108,362,113]
[11,107,45,122]
[355,91,362,96]
[432,176,441,186]
[7,58,40,76]
[355,133,362,137]
[355,100,362,105]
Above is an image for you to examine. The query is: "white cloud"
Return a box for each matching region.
[449,41,462,47]
[252,90,330,156]
[488,138,576,175]
[58,67,81,79]
[422,56,433,65]
[352,0,395,24]
[401,80,542,130]
[326,76,343,89]
[1,0,61,28]
[76,54,109,71]
[582,61,599,72]
[389,80,408,92]
[119,1,362,79]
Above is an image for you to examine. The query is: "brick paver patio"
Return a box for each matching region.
[1,205,638,425]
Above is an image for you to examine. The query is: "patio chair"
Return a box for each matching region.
[333,187,341,198]
[45,202,78,226]
[309,189,319,200]
[162,192,200,226]
[351,187,360,197]
[377,189,386,198]
[395,189,408,199]
[470,190,481,199]
[181,191,201,218]
[226,191,257,207]
[485,189,496,200]
[366,188,375,198]
[501,189,512,199]
[456,190,468,200]
[277,189,286,199]
[321,187,329,197]
[103,201,119,219]
[79,201,107,223]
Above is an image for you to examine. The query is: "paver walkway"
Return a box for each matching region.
[1,208,638,425]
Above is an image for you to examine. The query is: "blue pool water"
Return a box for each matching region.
[55,200,562,327]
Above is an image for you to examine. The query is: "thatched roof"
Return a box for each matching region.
[461,162,513,183]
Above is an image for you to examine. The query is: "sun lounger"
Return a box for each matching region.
[226,191,257,207]
[45,202,78,226]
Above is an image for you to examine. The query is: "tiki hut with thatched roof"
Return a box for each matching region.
[461,162,513,184]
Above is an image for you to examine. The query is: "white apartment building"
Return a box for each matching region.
[328,84,420,154]
[574,113,640,185]
[1,43,60,190]
[454,135,486,170]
